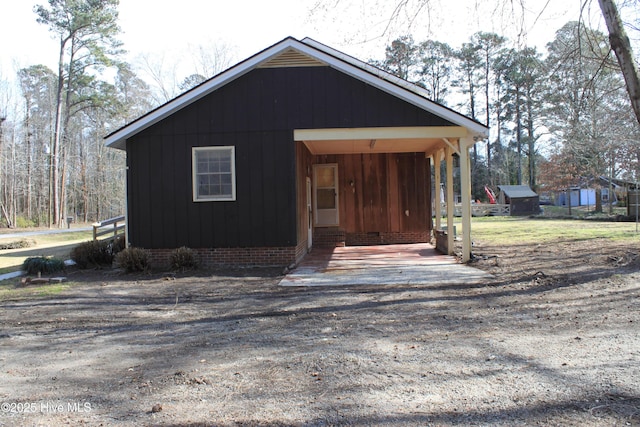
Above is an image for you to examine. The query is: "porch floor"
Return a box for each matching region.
[279,243,492,287]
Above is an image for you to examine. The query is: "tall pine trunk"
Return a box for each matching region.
[52,36,66,227]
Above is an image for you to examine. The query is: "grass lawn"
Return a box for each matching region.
[2,217,639,301]
[467,216,640,245]
[540,205,628,218]
[0,231,93,300]
[0,230,93,274]
[0,281,73,301]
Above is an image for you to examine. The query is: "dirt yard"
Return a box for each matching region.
[0,237,639,426]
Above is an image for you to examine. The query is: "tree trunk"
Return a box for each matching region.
[0,119,6,227]
[485,54,491,184]
[527,100,536,190]
[52,36,66,227]
[599,0,640,127]
[10,138,16,227]
[609,150,615,215]
[0,203,12,228]
[60,147,68,227]
[26,119,32,220]
[516,90,522,185]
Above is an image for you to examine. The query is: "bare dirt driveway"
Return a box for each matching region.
[0,236,639,426]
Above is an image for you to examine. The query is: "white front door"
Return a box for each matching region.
[313,164,339,227]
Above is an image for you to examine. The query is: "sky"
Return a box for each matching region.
[0,0,601,87]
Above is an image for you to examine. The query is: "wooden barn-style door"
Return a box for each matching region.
[313,164,339,227]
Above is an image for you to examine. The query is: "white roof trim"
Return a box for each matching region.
[294,126,469,141]
[105,37,488,150]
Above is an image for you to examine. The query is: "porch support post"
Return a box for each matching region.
[459,137,475,263]
[433,149,442,231]
[445,146,455,255]
[124,157,130,248]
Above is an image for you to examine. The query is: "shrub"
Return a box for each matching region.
[0,239,35,250]
[109,236,126,255]
[15,216,36,228]
[71,240,114,268]
[22,256,65,275]
[115,247,150,273]
[170,246,198,271]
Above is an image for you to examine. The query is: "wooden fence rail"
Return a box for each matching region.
[441,204,510,217]
[92,215,125,241]
[472,203,511,216]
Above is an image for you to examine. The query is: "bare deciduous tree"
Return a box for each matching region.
[189,39,235,79]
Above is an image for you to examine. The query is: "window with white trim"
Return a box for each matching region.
[192,146,236,202]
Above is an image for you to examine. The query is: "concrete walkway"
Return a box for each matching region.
[279,243,492,287]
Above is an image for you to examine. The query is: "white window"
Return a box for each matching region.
[192,146,236,202]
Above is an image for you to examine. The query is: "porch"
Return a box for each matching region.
[295,126,483,262]
[280,243,492,286]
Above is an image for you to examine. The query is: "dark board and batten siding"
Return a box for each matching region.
[127,130,296,249]
[127,66,453,250]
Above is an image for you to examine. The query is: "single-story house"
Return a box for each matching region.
[105,37,488,267]
[552,177,627,208]
[555,187,600,207]
[497,185,540,216]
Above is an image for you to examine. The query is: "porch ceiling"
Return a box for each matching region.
[294,126,470,156]
[302,138,447,155]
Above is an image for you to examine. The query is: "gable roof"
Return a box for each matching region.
[498,185,538,198]
[105,37,488,150]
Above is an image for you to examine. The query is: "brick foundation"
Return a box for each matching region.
[313,227,346,248]
[345,231,431,246]
[147,242,308,270]
[144,232,429,269]
[312,228,431,248]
